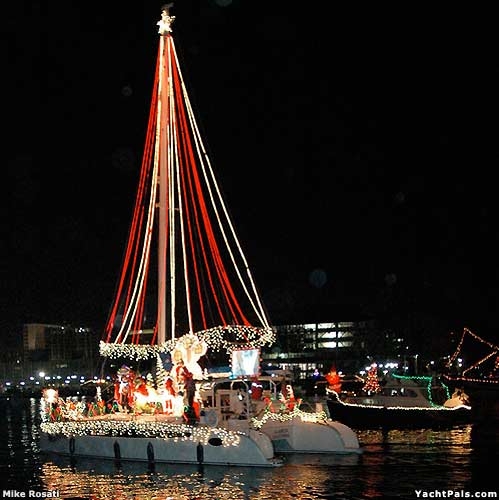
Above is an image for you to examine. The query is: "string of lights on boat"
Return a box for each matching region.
[250,405,329,430]
[445,327,499,383]
[99,325,276,361]
[39,391,243,447]
[331,373,471,411]
[39,419,242,447]
[392,373,452,407]
[39,388,327,442]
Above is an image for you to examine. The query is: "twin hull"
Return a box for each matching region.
[261,417,361,454]
[40,427,281,467]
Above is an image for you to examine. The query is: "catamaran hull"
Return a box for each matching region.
[260,418,362,454]
[39,429,282,468]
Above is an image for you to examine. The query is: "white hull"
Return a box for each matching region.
[40,422,281,467]
[261,417,361,454]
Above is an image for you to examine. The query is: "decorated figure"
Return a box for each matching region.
[325,366,342,393]
[171,333,207,380]
[114,365,135,410]
[173,358,190,391]
[285,384,297,411]
[251,377,263,400]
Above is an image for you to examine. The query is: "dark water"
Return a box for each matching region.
[1,397,498,499]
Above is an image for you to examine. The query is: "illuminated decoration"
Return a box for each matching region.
[155,354,168,391]
[251,404,328,430]
[99,4,273,356]
[40,383,241,447]
[363,364,381,394]
[40,420,241,447]
[43,388,58,404]
[334,399,468,412]
[445,327,499,384]
[391,373,450,407]
[325,367,342,392]
[156,5,175,34]
[100,326,275,360]
[332,373,470,411]
[326,371,472,430]
[41,391,87,422]
[171,333,207,379]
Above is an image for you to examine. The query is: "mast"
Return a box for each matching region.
[156,5,176,345]
[100,4,276,361]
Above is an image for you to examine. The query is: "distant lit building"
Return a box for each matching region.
[262,320,376,383]
[22,323,99,377]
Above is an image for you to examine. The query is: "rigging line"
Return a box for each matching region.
[171,39,270,328]
[172,61,231,327]
[118,173,156,343]
[169,39,245,328]
[171,43,249,324]
[104,48,161,342]
[164,37,177,343]
[158,33,175,343]
[106,136,151,343]
[132,260,151,343]
[179,136,210,328]
[448,327,499,368]
[463,327,499,350]
[169,47,195,337]
[118,73,161,344]
[178,74,251,318]
[124,188,151,340]
[104,144,147,341]
[463,351,499,375]
[128,206,147,344]
[114,103,157,340]
[179,98,246,329]
[177,120,213,328]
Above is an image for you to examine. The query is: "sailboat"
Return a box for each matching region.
[443,327,499,392]
[39,6,360,466]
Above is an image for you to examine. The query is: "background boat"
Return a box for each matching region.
[326,372,472,430]
[442,327,499,422]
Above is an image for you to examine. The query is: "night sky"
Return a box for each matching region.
[3,2,498,345]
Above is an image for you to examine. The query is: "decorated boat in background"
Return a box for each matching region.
[442,327,499,393]
[326,368,472,430]
[441,327,499,422]
[39,5,360,466]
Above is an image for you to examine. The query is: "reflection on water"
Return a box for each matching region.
[358,426,473,447]
[0,397,44,491]
[1,397,498,499]
[42,460,273,499]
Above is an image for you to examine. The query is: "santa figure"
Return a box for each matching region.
[114,365,134,410]
[162,376,176,413]
[325,366,342,393]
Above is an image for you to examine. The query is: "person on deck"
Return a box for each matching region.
[183,369,197,423]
